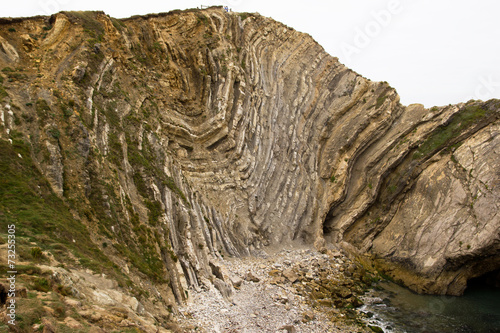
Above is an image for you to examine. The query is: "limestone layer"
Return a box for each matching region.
[0,8,498,298]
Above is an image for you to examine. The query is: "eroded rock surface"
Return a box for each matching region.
[179,248,371,332]
[0,6,499,331]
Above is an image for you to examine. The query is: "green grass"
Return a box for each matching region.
[14,298,46,331]
[0,85,7,101]
[110,17,126,31]
[48,128,61,140]
[196,13,209,26]
[63,11,104,38]
[375,95,387,109]
[126,133,188,204]
[35,98,51,122]
[0,138,126,281]
[31,277,50,292]
[163,176,188,204]
[104,100,121,128]
[413,104,492,160]
[31,246,43,260]
[114,242,166,283]
[238,13,250,20]
[144,199,162,226]
[369,325,384,333]
[0,264,42,276]
[107,132,123,166]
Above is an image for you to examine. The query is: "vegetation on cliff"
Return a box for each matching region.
[0,6,498,332]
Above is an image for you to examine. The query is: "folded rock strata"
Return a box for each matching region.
[0,8,498,319]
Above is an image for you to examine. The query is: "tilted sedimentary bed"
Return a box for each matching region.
[0,7,499,329]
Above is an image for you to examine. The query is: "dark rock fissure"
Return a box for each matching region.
[467,268,500,289]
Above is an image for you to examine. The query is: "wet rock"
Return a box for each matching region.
[347,296,364,307]
[368,325,385,333]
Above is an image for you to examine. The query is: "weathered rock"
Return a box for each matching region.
[245,272,260,283]
[42,318,56,333]
[279,325,296,333]
[0,9,497,333]
[20,34,36,52]
[64,297,82,307]
[282,269,299,283]
[209,262,224,280]
[351,119,500,295]
[270,276,286,285]
[0,35,19,63]
[44,140,64,196]
[229,276,243,289]
[72,64,86,82]
[213,278,233,302]
[268,269,281,277]
[302,311,315,323]
[64,316,83,329]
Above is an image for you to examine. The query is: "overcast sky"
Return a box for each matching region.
[3,0,500,107]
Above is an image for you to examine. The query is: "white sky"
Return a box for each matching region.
[2,0,500,107]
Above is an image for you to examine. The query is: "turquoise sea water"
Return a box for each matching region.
[360,281,500,333]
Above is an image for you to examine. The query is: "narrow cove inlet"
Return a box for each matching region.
[0,6,498,332]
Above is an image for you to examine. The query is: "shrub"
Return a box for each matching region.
[30,247,43,260]
[0,85,7,101]
[413,104,491,160]
[376,95,387,109]
[48,128,61,139]
[31,278,50,292]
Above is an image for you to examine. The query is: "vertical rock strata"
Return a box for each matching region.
[0,6,498,303]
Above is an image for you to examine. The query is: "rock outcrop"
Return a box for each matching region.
[0,7,498,331]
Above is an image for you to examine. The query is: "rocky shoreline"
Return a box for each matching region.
[1,6,498,331]
[177,247,377,332]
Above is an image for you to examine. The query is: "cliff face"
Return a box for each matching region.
[0,7,498,327]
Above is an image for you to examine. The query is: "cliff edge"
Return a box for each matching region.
[0,6,498,331]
